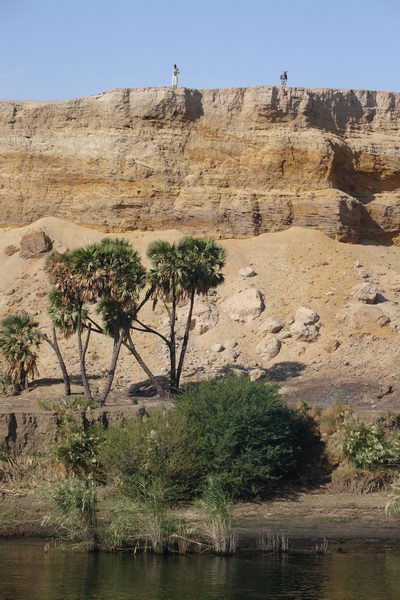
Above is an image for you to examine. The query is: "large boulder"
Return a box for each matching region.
[190,298,219,335]
[351,282,378,304]
[20,230,52,259]
[258,316,284,334]
[256,337,281,360]
[221,288,265,323]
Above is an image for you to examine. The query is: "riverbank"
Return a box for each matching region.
[1,487,399,551]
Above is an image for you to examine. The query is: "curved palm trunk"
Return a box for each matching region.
[77,313,92,399]
[40,328,71,395]
[169,286,177,391]
[125,332,165,398]
[176,289,196,389]
[98,328,125,406]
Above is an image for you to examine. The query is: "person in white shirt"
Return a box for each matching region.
[172,64,180,87]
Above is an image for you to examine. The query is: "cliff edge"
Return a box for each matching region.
[1,85,400,241]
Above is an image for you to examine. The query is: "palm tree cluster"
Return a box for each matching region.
[0,314,40,392]
[0,236,226,404]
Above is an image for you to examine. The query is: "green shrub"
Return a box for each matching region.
[332,419,400,470]
[55,421,104,479]
[100,409,199,501]
[0,371,17,396]
[173,376,320,498]
[101,377,322,500]
[45,397,105,479]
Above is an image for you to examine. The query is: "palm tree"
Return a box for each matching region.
[41,287,87,396]
[146,237,226,390]
[0,313,41,392]
[46,239,151,403]
[46,251,93,399]
[146,240,185,391]
[175,237,226,389]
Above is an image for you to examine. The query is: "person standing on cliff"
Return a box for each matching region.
[172,64,180,87]
[280,71,288,86]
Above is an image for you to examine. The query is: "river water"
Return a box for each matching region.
[1,539,400,600]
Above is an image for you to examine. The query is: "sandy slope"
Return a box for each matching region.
[1,217,400,406]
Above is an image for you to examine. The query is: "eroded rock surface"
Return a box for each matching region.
[1,86,400,241]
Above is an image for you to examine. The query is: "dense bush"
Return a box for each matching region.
[332,419,400,470]
[174,376,320,497]
[100,409,199,501]
[101,376,322,500]
[41,397,105,479]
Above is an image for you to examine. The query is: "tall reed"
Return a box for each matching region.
[196,478,237,555]
[43,477,98,550]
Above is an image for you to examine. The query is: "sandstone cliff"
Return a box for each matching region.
[1,86,400,241]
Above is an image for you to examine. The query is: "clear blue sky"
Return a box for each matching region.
[0,0,398,100]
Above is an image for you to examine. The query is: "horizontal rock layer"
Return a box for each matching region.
[1,86,400,240]
[0,404,139,453]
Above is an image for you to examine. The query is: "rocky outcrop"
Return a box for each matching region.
[1,86,400,241]
[0,405,139,453]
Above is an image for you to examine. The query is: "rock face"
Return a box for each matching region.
[1,86,400,241]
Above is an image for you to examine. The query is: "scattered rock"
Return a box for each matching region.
[20,230,52,259]
[5,288,15,296]
[294,307,320,325]
[290,321,320,342]
[256,337,281,360]
[221,288,265,323]
[210,343,224,353]
[190,298,219,334]
[324,339,341,353]
[239,266,256,278]
[249,368,266,382]
[4,244,18,256]
[258,316,284,334]
[344,304,390,329]
[351,282,378,304]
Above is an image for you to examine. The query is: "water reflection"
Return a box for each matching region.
[1,540,400,600]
